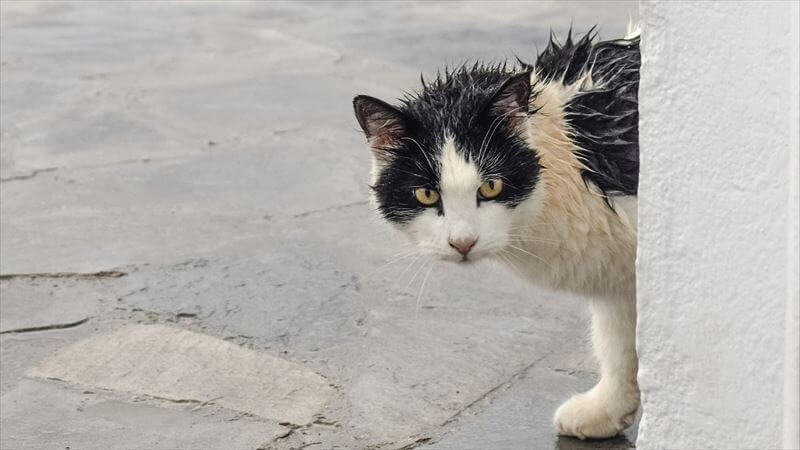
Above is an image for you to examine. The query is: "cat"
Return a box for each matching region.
[352,25,641,440]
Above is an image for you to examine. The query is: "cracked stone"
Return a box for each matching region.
[0,167,57,182]
[425,368,637,449]
[0,276,104,334]
[0,270,126,280]
[0,380,285,449]
[28,324,334,425]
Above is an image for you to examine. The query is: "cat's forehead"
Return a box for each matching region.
[439,136,482,194]
[400,67,517,138]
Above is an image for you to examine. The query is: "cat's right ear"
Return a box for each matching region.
[353,95,407,159]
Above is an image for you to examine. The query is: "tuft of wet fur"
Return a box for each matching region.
[528,26,640,197]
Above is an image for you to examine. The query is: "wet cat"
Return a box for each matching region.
[353,26,640,439]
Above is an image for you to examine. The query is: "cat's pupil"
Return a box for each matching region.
[488,180,495,190]
[425,189,431,197]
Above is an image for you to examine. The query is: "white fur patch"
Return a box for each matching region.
[404,136,514,260]
[439,136,481,222]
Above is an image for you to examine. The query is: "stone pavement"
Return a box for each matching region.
[0,2,637,449]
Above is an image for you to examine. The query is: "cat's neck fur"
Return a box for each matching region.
[509,74,637,301]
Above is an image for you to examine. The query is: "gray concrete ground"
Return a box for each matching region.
[0,2,638,449]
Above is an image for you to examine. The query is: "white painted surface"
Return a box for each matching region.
[637,2,800,449]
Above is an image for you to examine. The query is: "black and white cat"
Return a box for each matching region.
[353,26,641,440]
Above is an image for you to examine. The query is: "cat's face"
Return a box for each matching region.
[354,70,542,262]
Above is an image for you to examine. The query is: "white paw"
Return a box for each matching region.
[553,390,637,440]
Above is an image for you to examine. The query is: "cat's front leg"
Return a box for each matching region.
[554,294,640,439]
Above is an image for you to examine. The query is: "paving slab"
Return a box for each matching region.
[29,324,334,425]
[0,379,284,450]
[0,327,94,395]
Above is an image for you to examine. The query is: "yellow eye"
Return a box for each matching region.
[478,179,503,199]
[414,188,440,206]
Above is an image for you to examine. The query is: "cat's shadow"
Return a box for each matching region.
[554,434,635,450]
[553,410,639,449]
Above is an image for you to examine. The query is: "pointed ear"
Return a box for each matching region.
[486,71,532,129]
[353,95,408,155]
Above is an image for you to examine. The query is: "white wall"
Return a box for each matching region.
[637,1,800,449]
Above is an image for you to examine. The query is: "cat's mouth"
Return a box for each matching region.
[439,251,487,264]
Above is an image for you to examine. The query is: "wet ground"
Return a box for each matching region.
[1,2,638,448]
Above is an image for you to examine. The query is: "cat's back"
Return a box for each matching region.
[535,27,641,199]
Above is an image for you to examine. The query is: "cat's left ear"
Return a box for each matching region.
[353,95,408,156]
[485,71,532,129]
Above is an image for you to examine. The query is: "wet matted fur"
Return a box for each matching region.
[353,25,641,440]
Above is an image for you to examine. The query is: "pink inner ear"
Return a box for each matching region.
[488,72,531,129]
[354,96,407,157]
[491,92,523,115]
[366,113,405,150]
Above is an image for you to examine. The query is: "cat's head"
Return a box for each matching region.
[353,67,542,262]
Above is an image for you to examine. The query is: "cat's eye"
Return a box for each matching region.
[478,179,503,200]
[414,188,440,206]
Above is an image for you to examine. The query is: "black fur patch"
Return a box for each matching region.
[356,66,540,224]
[535,28,640,196]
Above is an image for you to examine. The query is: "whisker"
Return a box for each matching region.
[507,236,560,242]
[505,249,536,277]
[498,250,526,278]
[478,105,526,163]
[507,244,553,268]
[388,167,430,179]
[404,255,430,293]
[364,251,419,279]
[506,235,560,242]
[508,240,560,246]
[509,221,561,226]
[392,254,423,294]
[401,137,436,173]
[508,235,550,242]
[508,222,562,231]
[497,250,515,271]
[415,259,435,313]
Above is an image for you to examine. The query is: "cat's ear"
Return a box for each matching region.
[353,95,408,157]
[485,71,532,129]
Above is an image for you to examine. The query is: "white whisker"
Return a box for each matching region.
[391,254,423,295]
[507,235,560,243]
[508,222,561,230]
[404,255,431,293]
[507,244,553,268]
[415,259,435,313]
[498,250,525,278]
[401,137,436,172]
[364,250,419,279]
[478,104,526,163]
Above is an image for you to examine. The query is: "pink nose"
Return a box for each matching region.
[449,237,478,256]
